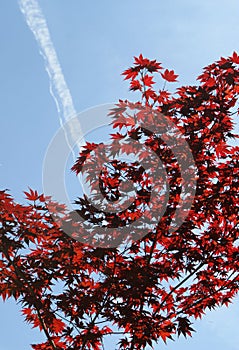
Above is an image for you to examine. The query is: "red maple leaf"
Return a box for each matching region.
[142,74,155,87]
[122,67,139,80]
[130,79,142,91]
[134,53,150,67]
[161,69,178,82]
[23,188,39,201]
[231,51,239,64]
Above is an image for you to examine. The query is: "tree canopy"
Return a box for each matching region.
[0,52,239,349]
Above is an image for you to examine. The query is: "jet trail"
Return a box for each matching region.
[18,0,84,157]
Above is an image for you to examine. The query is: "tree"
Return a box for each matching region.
[0,52,239,349]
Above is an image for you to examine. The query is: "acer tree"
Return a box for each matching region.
[0,52,239,349]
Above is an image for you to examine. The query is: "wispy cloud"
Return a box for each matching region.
[18,0,84,154]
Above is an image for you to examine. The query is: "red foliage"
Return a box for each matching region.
[0,53,239,349]
[161,69,178,82]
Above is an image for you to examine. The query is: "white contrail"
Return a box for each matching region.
[18,0,84,157]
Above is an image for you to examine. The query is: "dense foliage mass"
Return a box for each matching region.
[0,53,239,349]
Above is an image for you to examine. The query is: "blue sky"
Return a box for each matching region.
[0,0,239,349]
